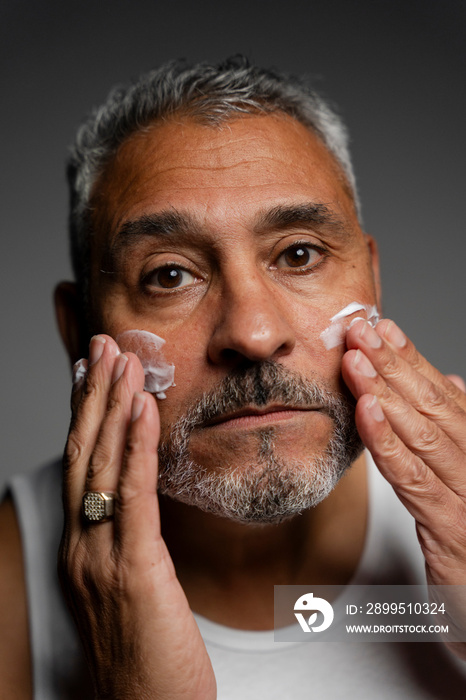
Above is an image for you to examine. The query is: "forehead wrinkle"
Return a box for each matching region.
[94,115,360,273]
[140,150,302,178]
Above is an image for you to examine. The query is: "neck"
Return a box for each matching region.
[160,452,368,630]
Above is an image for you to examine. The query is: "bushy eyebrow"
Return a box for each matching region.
[106,210,203,268]
[115,210,203,241]
[107,201,350,267]
[254,202,349,238]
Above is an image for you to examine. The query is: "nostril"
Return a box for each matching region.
[207,297,296,366]
[220,348,239,364]
[218,349,257,369]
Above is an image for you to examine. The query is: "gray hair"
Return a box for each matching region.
[67,56,360,300]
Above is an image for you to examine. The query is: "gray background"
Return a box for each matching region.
[1,0,465,489]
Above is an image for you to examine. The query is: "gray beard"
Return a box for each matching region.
[157,361,363,524]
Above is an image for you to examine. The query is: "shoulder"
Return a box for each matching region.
[0,495,32,699]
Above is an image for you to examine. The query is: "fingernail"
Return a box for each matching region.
[353,349,377,377]
[111,353,128,384]
[360,321,382,349]
[72,358,87,391]
[367,395,384,422]
[131,392,146,422]
[349,316,366,329]
[385,321,407,348]
[89,335,106,365]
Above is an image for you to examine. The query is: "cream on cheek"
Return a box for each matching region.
[320,302,380,350]
[116,329,176,399]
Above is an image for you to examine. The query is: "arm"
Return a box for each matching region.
[0,496,32,699]
[342,317,466,657]
[59,335,216,699]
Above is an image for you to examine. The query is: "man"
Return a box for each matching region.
[1,57,466,698]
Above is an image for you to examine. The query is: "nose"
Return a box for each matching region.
[207,273,296,366]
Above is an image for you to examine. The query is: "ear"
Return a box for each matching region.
[54,281,89,367]
[364,234,382,312]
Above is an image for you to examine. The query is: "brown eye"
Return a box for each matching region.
[146,266,196,289]
[276,244,321,269]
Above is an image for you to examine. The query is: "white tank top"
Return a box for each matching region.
[8,454,466,699]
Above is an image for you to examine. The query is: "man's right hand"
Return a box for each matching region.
[58,334,216,700]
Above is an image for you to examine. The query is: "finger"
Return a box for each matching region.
[375,319,466,411]
[79,353,145,552]
[63,335,120,528]
[342,351,466,497]
[70,336,119,420]
[85,352,145,495]
[114,392,163,557]
[345,320,466,452]
[355,394,463,540]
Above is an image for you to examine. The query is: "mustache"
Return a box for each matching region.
[170,361,356,433]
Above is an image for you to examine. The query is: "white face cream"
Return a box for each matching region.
[320,302,380,350]
[116,329,175,399]
[73,357,87,384]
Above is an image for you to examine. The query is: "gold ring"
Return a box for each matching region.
[82,491,115,523]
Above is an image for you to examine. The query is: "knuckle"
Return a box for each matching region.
[80,373,99,401]
[59,542,86,589]
[442,379,462,403]
[58,535,124,611]
[381,352,402,378]
[60,540,115,595]
[378,382,395,404]
[423,383,446,412]
[398,458,432,496]
[415,422,441,451]
[380,427,402,460]
[86,451,114,482]
[124,431,144,458]
[65,433,86,466]
[117,483,140,510]
[106,394,124,416]
[86,458,101,482]
[408,350,424,373]
[408,460,432,492]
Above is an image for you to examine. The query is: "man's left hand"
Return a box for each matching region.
[342,318,466,657]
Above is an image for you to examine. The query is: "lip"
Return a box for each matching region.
[204,405,318,430]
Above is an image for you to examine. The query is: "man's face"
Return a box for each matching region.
[88,113,379,521]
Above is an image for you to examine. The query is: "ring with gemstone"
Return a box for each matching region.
[82,491,115,523]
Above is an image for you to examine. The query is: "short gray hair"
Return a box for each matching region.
[67,56,360,299]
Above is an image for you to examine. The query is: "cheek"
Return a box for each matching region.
[290,293,375,391]
[154,337,209,433]
[116,329,176,398]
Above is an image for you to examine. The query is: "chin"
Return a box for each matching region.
[156,360,364,523]
[157,432,364,525]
